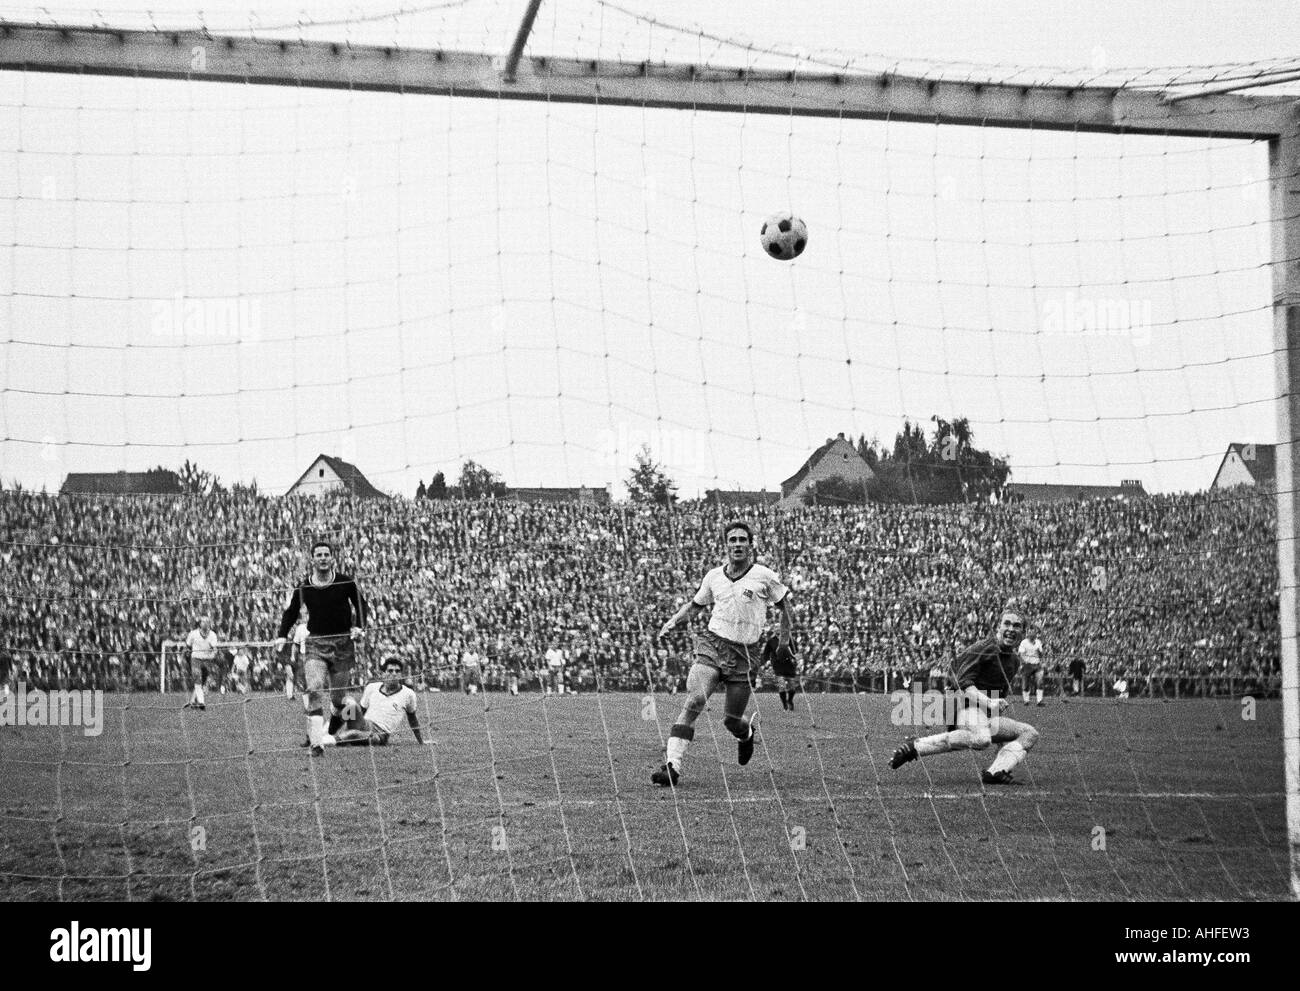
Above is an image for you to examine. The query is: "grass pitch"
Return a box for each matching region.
[0,690,1289,901]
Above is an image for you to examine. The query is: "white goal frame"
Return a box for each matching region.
[1,18,1297,898]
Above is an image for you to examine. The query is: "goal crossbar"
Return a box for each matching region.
[0,20,1294,140]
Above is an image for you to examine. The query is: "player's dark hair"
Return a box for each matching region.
[311,539,333,555]
[382,656,403,670]
[722,520,753,543]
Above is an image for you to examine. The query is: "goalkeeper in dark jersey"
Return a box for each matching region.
[275,540,368,755]
[887,609,1040,785]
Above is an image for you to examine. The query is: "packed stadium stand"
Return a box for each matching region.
[0,487,1278,698]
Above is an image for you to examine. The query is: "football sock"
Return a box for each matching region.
[308,712,325,746]
[915,732,953,756]
[987,740,1027,775]
[195,686,205,706]
[1036,689,1044,703]
[327,710,343,735]
[666,723,695,772]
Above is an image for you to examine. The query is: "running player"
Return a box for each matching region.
[762,634,800,711]
[652,521,794,787]
[889,609,1040,785]
[274,540,368,755]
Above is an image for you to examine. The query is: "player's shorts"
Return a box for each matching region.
[1021,664,1042,684]
[953,701,1035,743]
[775,675,799,693]
[359,718,390,746]
[303,635,356,692]
[693,630,759,685]
[189,656,215,685]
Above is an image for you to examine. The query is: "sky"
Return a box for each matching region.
[1,1,1297,498]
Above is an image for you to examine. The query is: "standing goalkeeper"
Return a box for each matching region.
[275,540,368,755]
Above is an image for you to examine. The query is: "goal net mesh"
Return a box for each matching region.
[0,0,1292,900]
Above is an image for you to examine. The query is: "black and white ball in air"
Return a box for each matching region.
[760,212,808,261]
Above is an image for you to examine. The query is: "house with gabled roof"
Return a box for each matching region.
[287,454,387,499]
[779,433,874,508]
[1210,442,1275,492]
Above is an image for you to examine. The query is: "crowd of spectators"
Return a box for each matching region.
[0,486,1279,697]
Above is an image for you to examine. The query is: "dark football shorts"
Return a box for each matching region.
[304,635,356,693]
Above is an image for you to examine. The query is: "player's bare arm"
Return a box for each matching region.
[659,600,705,639]
[777,593,794,647]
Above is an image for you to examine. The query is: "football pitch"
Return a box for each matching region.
[0,692,1290,901]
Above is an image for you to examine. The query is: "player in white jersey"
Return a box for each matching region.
[544,643,566,695]
[1018,627,1046,705]
[182,616,219,710]
[333,657,426,747]
[652,521,795,787]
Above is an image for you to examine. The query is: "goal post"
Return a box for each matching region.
[1269,121,1300,899]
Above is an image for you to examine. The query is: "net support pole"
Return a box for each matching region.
[501,0,542,84]
[1269,109,1300,900]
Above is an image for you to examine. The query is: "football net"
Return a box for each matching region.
[0,1,1296,901]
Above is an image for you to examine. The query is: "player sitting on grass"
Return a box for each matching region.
[331,657,426,747]
[888,609,1040,785]
[652,520,794,787]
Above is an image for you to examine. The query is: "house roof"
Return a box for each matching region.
[1005,481,1147,502]
[289,454,387,498]
[781,435,854,492]
[1212,442,1275,488]
[704,489,780,506]
[505,486,610,503]
[60,470,182,495]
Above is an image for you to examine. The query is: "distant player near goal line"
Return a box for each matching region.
[333,657,427,746]
[889,609,1040,785]
[653,520,795,787]
[1019,625,1045,705]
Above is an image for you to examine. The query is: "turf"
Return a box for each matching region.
[0,691,1290,901]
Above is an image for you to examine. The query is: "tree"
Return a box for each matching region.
[929,415,1007,503]
[455,460,506,500]
[156,460,222,496]
[427,471,448,500]
[626,444,677,507]
[817,417,1009,505]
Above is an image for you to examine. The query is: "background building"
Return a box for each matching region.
[286,455,387,499]
[503,486,611,505]
[1211,443,1275,492]
[779,433,875,508]
[1004,479,1147,503]
[60,470,181,495]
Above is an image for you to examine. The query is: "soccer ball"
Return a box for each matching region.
[760,212,808,261]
